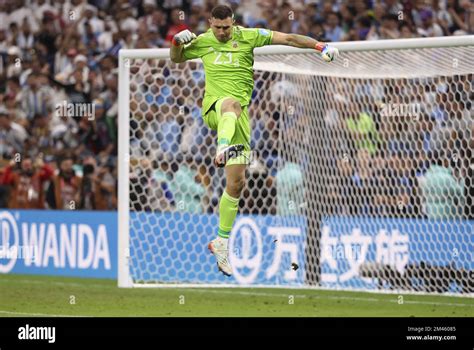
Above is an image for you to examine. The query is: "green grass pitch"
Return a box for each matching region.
[0,274,473,317]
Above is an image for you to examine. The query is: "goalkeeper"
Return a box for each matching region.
[170,4,338,277]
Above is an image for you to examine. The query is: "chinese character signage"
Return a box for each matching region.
[321,216,473,290]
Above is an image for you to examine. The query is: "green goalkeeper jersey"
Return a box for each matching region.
[183,26,273,114]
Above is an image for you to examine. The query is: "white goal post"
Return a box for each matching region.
[118,36,474,295]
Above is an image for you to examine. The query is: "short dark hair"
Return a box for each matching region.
[211,5,233,20]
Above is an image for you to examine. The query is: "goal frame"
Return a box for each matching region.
[118,35,474,291]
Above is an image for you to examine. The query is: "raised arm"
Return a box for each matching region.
[271,31,339,62]
[170,30,196,63]
[170,43,185,63]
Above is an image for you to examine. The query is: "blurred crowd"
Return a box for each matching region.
[321,75,473,220]
[130,67,473,219]
[0,0,472,211]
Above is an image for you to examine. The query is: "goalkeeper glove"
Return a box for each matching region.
[172,29,197,46]
[315,42,339,62]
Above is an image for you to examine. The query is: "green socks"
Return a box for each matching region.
[216,110,239,240]
[217,111,237,149]
[218,190,240,238]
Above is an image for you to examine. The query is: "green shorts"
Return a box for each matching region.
[203,97,251,166]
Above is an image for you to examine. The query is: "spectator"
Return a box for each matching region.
[420,151,465,219]
[346,102,380,156]
[46,155,82,209]
[9,0,40,33]
[16,19,35,52]
[180,113,201,156]
[29,113,53,157]
[399,21,418,38]
[51,68,91,107]
[5,46,22,78]
[77,4,104,40]
[116,3,139,34]
[446,0,471,35]
[4,156,54,209]
[429,88,471,158]
[275,160,304,216]
[35,15,59,68]
[92,98,116,157]
[169,155,205,213]
[5,77,21,99]
[4,92,27,128]
[417,9,444,37]
[97,17,117,52]
[33,0,58,22]
[165,7,189,43]
[0,106,28,158]
[79,155,115,210]
[378,14,401,39]
[353,16,373,40]
[432,0,454,35]
[308,19,325,41]
[20,72,53,121]
[385,0,403,15]
[153,155,175,211]
[324,12,343,42]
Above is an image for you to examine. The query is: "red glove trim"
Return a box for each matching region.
[315,42,326,52]
[172,38,180,47]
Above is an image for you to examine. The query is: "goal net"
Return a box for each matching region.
[118,36,474,295]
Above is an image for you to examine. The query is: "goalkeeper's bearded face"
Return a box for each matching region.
[209,17,234,43]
